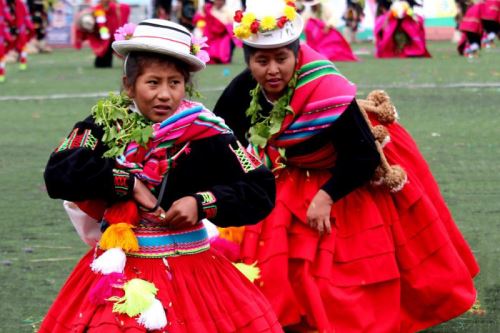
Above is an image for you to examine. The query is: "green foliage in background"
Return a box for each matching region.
[0,43,498,332]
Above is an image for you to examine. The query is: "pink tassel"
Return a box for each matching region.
[89,272,126,304]
[210,237,240,262]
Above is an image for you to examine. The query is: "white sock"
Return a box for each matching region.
[469,43,479,51]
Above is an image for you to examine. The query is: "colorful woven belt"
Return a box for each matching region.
[128,223,210,258]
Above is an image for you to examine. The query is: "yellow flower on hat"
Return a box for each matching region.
[94,9,105,17]
[284,6,296,21]
[261,16,277,31]
[242,13,257,27]
[234,25,252,39]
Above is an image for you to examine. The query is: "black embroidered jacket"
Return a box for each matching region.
[213,69,380,202]
[44,115,276,227]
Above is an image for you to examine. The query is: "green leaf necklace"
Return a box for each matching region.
[91,92,153,158]
[245,73,297,148]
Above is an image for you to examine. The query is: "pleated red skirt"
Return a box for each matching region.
[38,247,283,333]
[240,124,478,333]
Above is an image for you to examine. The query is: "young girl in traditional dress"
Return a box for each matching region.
[213,0,478,331]
[39,18,281,333]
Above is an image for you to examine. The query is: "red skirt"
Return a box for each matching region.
[241,140,478,333]
[39,246,282,333]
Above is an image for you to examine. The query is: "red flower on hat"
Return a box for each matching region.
[234,10,243,23]
[250,21,260,33]
[286,1,296,9]
[277,16,288,28]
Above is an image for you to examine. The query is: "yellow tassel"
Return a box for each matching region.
[99,223,139,252]
[217,226,245,244]
[233,262,261,283]
[109,278,158,317]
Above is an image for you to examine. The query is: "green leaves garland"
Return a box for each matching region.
[91,92,153,158]
[245,73,297,148]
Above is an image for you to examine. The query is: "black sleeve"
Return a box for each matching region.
[44,115,135,203]
[212,69,256,146]
[321,99,380,201]
[191,135,276,227]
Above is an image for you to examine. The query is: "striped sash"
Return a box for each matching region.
[128,223,210,258]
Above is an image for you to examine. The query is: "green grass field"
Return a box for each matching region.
[0,42,499,332]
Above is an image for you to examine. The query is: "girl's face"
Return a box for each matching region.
[125,61,186,123]
[248,47,296,101]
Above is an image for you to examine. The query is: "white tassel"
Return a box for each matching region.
[136,298,168,330]
[380,135,391,148]
[90,247,126,274]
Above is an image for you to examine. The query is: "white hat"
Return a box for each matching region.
[112,19,206,72]
[301,0,321,7]
[233,0,303,49]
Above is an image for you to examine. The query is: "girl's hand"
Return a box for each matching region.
[132,178,159,210]
[163,196,199,229]
[306,189,334,235]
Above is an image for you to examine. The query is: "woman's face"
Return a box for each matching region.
[248,47,296,101]
[125,61,186,123]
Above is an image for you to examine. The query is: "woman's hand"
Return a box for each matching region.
[132,178,160,211]
[306,189,334,235]
[163,196,199,229]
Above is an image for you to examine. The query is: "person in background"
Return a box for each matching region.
[457,0,484,57]
[175,0,197,30]
[0,0,14,82]
[27,0,53,53]
[213,0,478,331]
[376,0,393,16]
[39,18,281,333]
[5,0,35,70]
[299,0,358,61]
[74,0,130,68]
[374,0,430,57]
[193,0,239,63]
[480,0,500,47]
[154,0,173,19]
[343,0,364,43]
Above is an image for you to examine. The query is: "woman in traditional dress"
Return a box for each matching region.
[213,0,478,331]
[299,0,358,61]
[0,0,14,82]
[374,0,430,58]
[194,0,239,64]
[5,0,34,70]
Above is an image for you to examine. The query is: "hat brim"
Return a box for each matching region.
[112,39,206,72]
[241,15,304,49]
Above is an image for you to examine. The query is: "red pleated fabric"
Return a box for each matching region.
[38,249,283,333]
[241,155,477,333]
[371,116,479,279]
